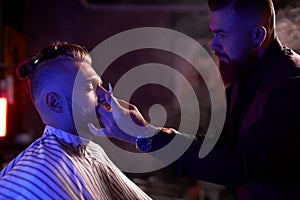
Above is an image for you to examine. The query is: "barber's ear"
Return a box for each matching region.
[46,92,63,113]
[252,26,267,48]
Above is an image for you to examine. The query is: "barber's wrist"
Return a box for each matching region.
[135,127,177,152]
[121,125,158,145]
[136,136,153,152]
[134,125,160,152]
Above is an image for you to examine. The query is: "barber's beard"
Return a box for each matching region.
[219,60,233,87]
[219,50,259,86]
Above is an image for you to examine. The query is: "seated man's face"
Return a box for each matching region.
[71,61,106,138]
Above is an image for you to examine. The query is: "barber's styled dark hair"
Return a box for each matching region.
[208,0,274,12]
[208,0,275,37]
[16,41,91,101]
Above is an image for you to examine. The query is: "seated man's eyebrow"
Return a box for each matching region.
[85,77,102,85]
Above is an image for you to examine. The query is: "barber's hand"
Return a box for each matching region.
[88,84,159,144]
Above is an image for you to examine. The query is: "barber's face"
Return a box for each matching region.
[209,7,256,84]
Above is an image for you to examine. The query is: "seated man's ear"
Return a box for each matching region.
[252,26,267,48]
[46,92,63,113]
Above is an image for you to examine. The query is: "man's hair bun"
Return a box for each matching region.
[16,57,37,79]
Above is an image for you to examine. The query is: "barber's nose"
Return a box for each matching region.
[210,36,221,52]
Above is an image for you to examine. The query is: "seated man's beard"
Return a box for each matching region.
[219,53,259,86]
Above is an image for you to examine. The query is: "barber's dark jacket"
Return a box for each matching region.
[154,38,300,200]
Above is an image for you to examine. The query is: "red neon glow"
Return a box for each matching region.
[0,97,7,137]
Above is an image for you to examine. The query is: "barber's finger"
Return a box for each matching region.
[117,99,135,110]
[96,84,108,97]
[97,83,125,113]
[117,99,128,107]
[104,92,125,115]
[108,82,113,93]
[100,116,113,127]
[88,123,106,137]
[97,104,113,120]
[160,127,179,135]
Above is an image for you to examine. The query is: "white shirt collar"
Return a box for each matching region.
[43,125,91,147]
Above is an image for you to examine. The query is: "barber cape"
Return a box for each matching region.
[0,125,151,200]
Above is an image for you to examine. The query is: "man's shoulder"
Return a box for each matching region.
[280,47,300,71]
[267,47,300,82]
[274,75,300,93]
[281,48,300,85]
[289,49,300,69]
[267,48,300,97]
[0,135,88,200]
[0,135,70,177]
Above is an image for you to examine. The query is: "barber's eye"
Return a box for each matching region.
[218,33,225,38]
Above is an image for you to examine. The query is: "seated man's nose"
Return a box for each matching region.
[96,84,108,98]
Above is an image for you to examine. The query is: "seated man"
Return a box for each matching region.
[0,41,151,200]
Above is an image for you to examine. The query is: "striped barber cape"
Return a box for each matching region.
[0,125,152,200]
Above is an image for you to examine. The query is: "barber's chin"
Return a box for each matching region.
[219,62,233,87]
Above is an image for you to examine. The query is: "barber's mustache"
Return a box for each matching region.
[214,52,228,58]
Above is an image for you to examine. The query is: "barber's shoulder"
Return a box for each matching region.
[269,47,300,96]
[282,47,300,70]
[289,49,300,69]
[273,75,300,96]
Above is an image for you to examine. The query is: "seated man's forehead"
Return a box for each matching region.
[77,62,97,75]
[76,62,102,84]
